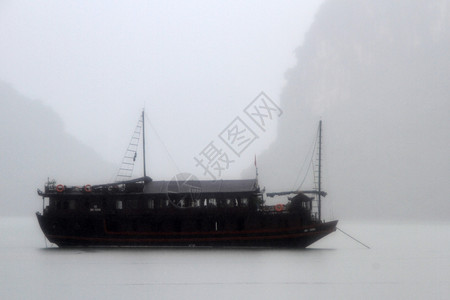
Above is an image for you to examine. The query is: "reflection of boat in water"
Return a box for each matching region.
[36,112,337,248]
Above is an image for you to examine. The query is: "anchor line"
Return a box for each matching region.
[337,227,370,249]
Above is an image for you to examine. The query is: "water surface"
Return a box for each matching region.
[1,218,449,299]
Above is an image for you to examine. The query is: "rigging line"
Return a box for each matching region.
[144,113,181,174]
[291,130,318,191]
[337,227,371,249]
[297,139,317,191]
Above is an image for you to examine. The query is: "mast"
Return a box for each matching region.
[318,120,322,221]
[142,110,147,178]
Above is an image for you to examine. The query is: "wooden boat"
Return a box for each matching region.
[36,113,337,247]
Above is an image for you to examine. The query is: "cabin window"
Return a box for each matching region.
[148,199,154,209]
[208,198,217,207]
[43,198,49,210]
[69,199,76,210]
[184,196,194,208]
[241,197,248,207]
[116,200,123,210]
[175,198,185,207]
[130,199,138,209]
[223,198,237,207]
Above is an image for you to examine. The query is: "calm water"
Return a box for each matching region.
[1,218,449,299]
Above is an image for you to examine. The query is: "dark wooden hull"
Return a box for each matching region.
[36,212,337,248]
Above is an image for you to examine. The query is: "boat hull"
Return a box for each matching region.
[36,213,337,248]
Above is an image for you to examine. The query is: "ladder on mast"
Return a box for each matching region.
[115,116,143,182]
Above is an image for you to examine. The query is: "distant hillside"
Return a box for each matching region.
[0,82,115,216]
[252,0,450,220]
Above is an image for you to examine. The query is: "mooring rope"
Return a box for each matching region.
[337,227,371,249]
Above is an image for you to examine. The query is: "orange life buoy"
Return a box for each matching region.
[275,204,284,212]
[56,184,64,193]
[84,184,92,192]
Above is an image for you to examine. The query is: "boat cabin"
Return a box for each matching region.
[39,177,262,216]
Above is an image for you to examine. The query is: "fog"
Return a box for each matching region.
[1,0,449,221]
[0,1,322,216]
[0,0,320,170]
[251,0,450,221]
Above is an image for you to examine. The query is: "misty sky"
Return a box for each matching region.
[3,0,448,220]
[0,0,323,179]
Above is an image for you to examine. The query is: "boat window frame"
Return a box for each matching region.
[208,198,217,207]
[148,198,154,209]
[116,200,123,210]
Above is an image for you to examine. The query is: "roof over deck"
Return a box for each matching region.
[143,179,259,194]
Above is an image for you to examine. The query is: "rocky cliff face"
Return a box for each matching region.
[0,82,115,216]
[255,0,450,219]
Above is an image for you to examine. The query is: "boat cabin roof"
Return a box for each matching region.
[39,177,259,197]
[143,179,259,194]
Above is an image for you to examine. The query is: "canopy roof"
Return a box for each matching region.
[143,179,259,194]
